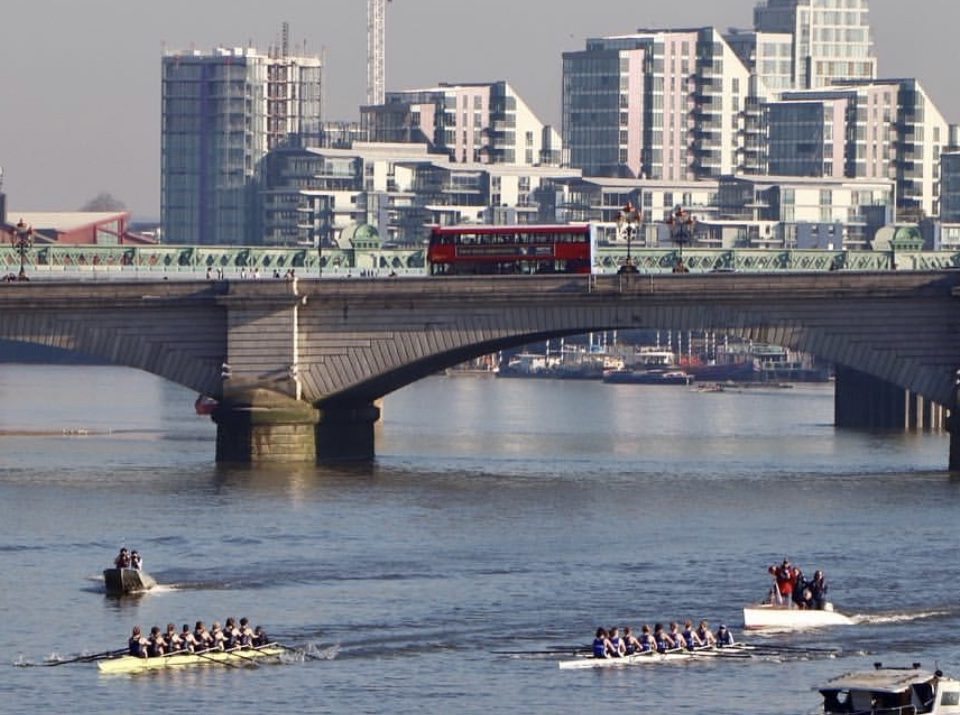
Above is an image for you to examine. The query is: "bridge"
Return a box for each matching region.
[1,272,959,467]
[5,243,960,279]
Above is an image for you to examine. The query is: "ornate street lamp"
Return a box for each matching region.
[11,218,34,280]
[616,201,641,274]
[665,205,695,274]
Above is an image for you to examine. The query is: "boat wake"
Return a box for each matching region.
[851,609,952,626]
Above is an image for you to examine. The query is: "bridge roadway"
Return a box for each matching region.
[1,271,959,466]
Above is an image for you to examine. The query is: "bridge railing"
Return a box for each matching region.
[2,244,959,280]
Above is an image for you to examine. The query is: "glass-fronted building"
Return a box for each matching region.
[161,47,323,245]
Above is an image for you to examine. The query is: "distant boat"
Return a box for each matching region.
[194,395,218,415]
[602,369,693,385]
[103,567,157,595]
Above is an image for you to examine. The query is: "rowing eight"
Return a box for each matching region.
[97,645,285,675]
[558,645,751,670]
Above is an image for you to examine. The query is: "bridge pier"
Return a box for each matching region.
[315,403,381,462]
[212,390,380,463]
[834,365,908,429]
[213,388,320,464]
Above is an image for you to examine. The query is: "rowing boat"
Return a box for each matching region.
[102,568,156,595]
[97,645,284,674]
[557,646,746,670]
[742,602,854,630]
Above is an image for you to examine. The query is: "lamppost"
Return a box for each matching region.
[616,201,641,274]
[665,205,695,273]
[11,218,34,281]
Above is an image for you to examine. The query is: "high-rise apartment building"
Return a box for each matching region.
[361,82,561,167]
[752,0,877,90]
[162,46,323,244]
[562,29,759,181]
[767,79,948,217]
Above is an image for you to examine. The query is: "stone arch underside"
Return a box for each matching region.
[0,307,227,396]
[301,278,960,409]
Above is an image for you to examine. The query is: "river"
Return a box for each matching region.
[1,365,957,714]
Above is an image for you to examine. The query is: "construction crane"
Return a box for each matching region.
[367,0,391,106]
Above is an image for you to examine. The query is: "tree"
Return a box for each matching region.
[80,192,126,212]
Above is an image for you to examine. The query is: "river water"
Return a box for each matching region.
[1,365,958,714]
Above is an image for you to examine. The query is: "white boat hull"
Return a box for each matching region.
[743,603,853,630]
[558,647,742,670]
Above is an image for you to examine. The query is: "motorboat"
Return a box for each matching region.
[103,568,157,595]
[816,663,960,714]
[743,602,854,630]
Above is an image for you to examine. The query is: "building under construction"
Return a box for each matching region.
[161,36,323,245]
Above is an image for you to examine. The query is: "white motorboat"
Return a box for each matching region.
[817,664,960,714]
[743,602,854,630]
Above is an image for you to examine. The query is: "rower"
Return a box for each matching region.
[668,622,686,651]
[696,620,717,647]
[253,626,269,648]
[114,548,131,569]
[716,624,736,647]
[681,620,705,651]
[592,627,612,659]
[147,626,166,657]
[209,621,225,651]
[194,621,213,650]
[608,627,626,657]
[180,624,199,653]
[623,627,643,655]
[653,623,674,654]
[128,626,149,658]
[130,550,142,571]
[224,618,240,648]
[165,623,183,653]
[238,618,255,647]
[638,624,656,653]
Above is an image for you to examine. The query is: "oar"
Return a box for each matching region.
[190,648,244,669]
[221,647,260,668]
[43,648,127,667]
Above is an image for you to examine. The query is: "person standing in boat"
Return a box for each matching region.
[130,550,142,571]
[809,570,828,610]
[128,626,149,658]
[768,559,796,606]
[114,548,131,569]
[791,568,809,609]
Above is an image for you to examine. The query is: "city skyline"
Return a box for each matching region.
[1,0,955,219]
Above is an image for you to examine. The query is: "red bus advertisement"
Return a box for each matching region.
[427,224,594,276]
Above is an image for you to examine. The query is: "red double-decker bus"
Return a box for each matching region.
[427,224,593,276]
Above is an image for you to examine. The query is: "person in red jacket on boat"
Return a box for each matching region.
[768,558,796,606]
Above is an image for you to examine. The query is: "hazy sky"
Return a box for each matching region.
[1,0,954,219]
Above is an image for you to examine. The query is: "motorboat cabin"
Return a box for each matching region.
[818,664,960,714]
